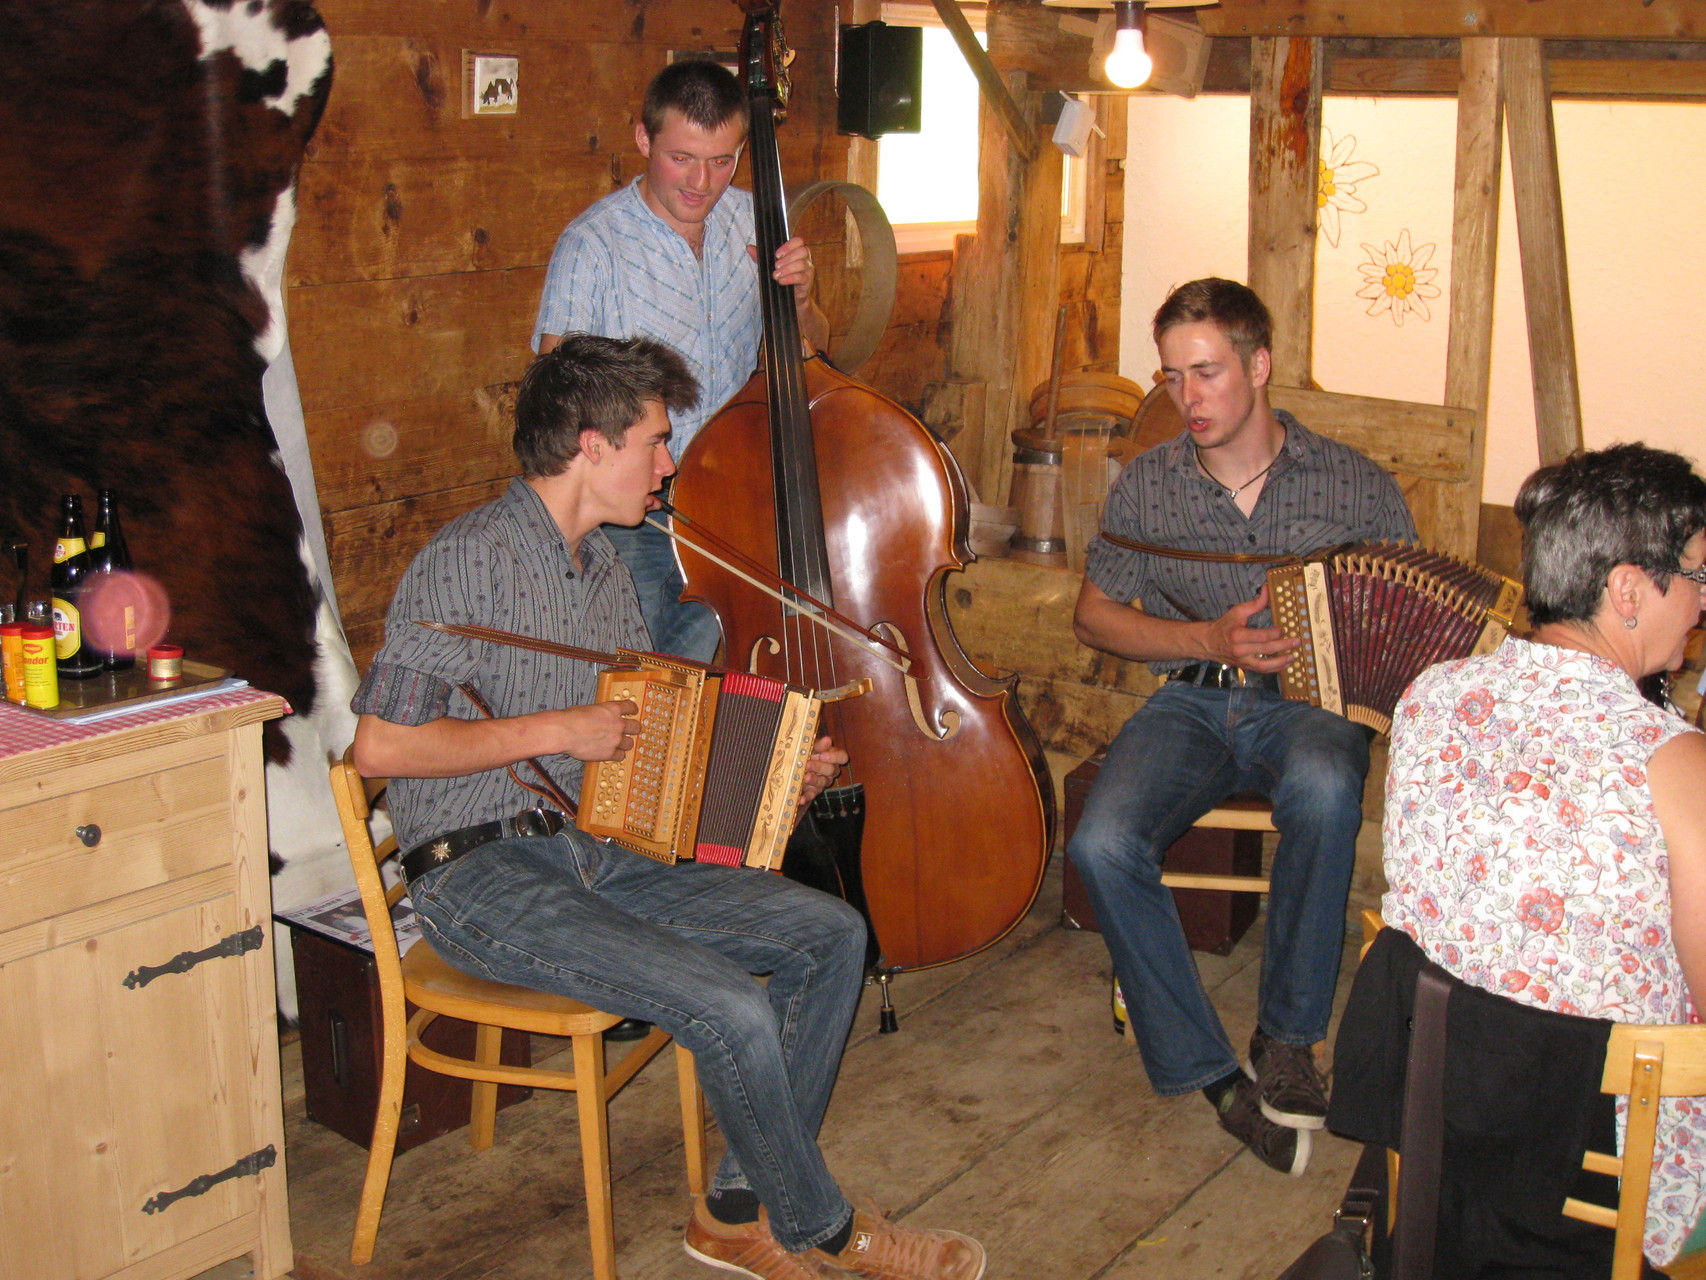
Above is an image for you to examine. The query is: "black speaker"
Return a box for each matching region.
[838,22,922,139]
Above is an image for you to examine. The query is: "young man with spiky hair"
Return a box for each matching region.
[353,335,984,1280]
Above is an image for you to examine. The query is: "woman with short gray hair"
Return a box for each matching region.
[1383,442,1706,1269]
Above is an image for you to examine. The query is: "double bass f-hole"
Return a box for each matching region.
[870,622,961,742]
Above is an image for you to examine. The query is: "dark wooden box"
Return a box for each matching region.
[290,926,533,1152]
[1061,756,1264,956]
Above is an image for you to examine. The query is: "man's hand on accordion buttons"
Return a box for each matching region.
[1208,586,1300,674]
[560,699,642,762]
[797,736,847,810]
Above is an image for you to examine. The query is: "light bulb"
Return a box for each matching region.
[1104,25,1152,89]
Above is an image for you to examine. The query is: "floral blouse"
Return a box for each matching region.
[1382,637,1702,1266]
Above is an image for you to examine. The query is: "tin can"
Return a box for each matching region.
[21,623,59,709]
[147,643,184,683]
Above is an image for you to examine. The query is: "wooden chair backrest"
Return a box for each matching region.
[1361,912,1706,1279]
[1581,1024,1706,1280]
[327,748,410,1021]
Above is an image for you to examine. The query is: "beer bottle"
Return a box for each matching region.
[91,489,135,670]
[51,494,101,680]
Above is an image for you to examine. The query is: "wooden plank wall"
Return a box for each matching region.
[289,0,1125,670]
[288,0,850,669]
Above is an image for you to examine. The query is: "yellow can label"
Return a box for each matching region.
[51,597,81,660]
[53,537,86,564]
[22,636,58,709]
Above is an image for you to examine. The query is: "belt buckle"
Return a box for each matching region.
[513,807,558,839]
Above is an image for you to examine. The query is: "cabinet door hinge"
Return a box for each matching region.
[122,925,265,989]
[141,1144,278,1215]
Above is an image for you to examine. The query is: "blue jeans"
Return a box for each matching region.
[1067,680,1369,1094]
[411,829,864,1251]
[604,521,722,663]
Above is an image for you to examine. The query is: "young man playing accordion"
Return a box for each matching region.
[351,334,984,1280]
[1068,279,1415,1176]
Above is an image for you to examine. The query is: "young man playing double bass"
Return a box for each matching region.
[351,334,984,1280]
[533,59,827,662]
[1068,279,1415,1176]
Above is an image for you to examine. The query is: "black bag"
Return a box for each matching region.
[1277,1140,1387,1280]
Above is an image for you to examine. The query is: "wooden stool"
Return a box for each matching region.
[1161,795,1275,895]
[1062,757,1271,954]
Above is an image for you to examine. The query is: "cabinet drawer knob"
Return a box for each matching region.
[76,824,102,847]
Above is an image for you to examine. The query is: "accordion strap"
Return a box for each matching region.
[1097,528,1300,565]
[1098,529,1368,567]
[418,620,621,666]
[455,680,580,820]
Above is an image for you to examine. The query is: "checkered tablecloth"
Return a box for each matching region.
[0,686,290,763]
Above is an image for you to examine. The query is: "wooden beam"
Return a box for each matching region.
[841,0,884,269]
[1503,38,1585,463]
[1247,36,1321,387]
[1439,38,1502,561]
[932,0,1039,163]
[1330,56,1706,98]
[1266,387,1478,484]
[936,1,1061,505]
[1201,1,1706,41]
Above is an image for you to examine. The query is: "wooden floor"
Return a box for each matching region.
[271,855,1376,1280]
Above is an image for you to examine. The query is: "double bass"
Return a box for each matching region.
[666,1,1054,973]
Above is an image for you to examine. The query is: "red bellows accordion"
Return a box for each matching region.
[578,652,822,869]
[1266,543,1523,734]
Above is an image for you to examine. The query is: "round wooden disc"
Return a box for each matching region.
[1026,371,1146,430]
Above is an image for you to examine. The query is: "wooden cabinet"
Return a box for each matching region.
[0,691,292,1280]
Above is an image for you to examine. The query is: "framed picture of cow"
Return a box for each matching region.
[465,52,519,117]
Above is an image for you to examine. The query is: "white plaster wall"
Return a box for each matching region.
[1123,95,1706,505]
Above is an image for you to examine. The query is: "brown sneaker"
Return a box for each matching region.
[807,1205,986,1280]
[683,1198,836,1279]
[1246,1029,1329,1131]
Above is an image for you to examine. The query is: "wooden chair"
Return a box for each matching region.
[328,750,707,1279]
[1359,910,1706,1280]
[1562,1025,1706,1280]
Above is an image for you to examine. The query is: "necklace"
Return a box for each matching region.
[1196,428,1286,499]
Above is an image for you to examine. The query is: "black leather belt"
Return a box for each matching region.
[1166,662,1280,691]
[401,808,566,885]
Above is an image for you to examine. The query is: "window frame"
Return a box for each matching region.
[873,2,1086,254]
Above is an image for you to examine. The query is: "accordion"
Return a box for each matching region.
[1266,543,1522,734]
[577,651,822,870]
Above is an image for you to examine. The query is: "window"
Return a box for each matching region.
[874,3,1085,253]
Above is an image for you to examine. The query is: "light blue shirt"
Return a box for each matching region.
[533,179,762,457]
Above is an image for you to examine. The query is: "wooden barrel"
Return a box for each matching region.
[1007,427,1066,565]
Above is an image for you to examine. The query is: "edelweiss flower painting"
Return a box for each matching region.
[1317,129,1378,248]
[1355,229,1442,326]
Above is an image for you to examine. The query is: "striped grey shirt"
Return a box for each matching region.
[1084,412,1416,676]
[351,478,649,853]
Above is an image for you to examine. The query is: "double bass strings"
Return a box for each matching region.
[742,24,844,709]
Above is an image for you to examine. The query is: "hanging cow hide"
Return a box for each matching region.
[0,0,343,1019]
